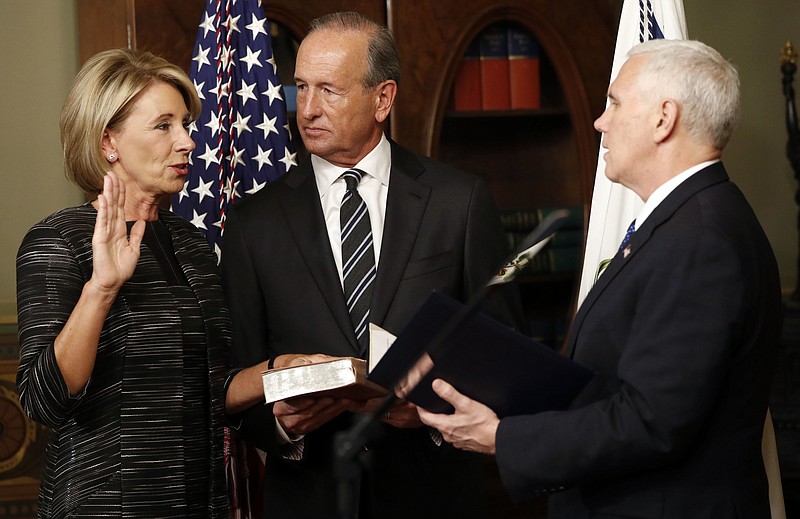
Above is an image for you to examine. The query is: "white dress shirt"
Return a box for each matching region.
[274,135,392,450]
[313,134,391,286]
[635,159,719,230]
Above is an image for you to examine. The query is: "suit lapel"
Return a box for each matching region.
[281,162,361,354]
[370,142,431,328]
[568,163,730,357]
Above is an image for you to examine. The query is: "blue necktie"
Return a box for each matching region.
[595,220,637,282]
[340,169,376,349]
[619,220,636,251]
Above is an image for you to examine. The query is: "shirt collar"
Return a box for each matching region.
[636,159,719,228]
[313,134,391,198]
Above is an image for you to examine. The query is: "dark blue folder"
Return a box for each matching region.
[368,291,594,418]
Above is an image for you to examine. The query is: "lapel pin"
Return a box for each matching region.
[623,244,632,258]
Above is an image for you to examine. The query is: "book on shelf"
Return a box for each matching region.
[548,228,582,248]
[546,247,582,273]
[507,25,541,109]
[536,205,583,228]
[500,206,581,236]
[479,23,511,110]
[452,38,482,111]
[262,357,387,404]
[500,206,584,274]
[499,208,539,232]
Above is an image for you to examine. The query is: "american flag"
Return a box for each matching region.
[171,0,296,263]
[172,1,295,517]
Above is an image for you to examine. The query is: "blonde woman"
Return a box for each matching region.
[16,49,229,518]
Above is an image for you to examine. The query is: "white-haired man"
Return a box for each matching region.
[420,39,782,518]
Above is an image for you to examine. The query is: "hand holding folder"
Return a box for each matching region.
[367,291,593,417]
[263,211,591,415]
[367,209,594,417]
[262,209,592,420]
[334,208,595,509]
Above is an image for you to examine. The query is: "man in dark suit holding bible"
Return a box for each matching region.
[420,39,782,518]
[221,11,518,519]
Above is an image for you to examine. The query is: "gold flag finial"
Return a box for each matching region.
[782,41,797,65]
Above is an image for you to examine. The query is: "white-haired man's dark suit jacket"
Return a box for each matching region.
[496,162,781,518]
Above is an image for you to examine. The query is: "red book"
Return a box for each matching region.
[507,25,540,109]
[452,39,482,111]
[479,24,511,111]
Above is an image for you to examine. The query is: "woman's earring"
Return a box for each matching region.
[108,154,116,162]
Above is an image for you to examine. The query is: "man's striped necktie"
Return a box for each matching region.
[340,168,376,350]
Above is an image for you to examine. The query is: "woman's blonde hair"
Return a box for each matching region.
[60,48,200,193]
